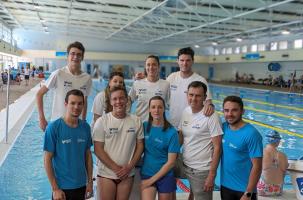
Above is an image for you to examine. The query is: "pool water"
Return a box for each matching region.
[0,80,302,199]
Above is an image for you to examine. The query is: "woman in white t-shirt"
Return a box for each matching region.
[92,71,128,126]
[129,55,170,122]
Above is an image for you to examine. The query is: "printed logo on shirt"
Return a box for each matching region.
[170,85,177,91]
[62,139,72,144]
[109,128,119,135]
[127,127,136,134]
[64,81,72,87]
[155,90,164,96]
[192,124,201,129]
[154,138,163,143]
[77,138,86,143]
[228,143,237,149]
[138,88,147,94]
[80,85,87,91]
[182,121,189,127]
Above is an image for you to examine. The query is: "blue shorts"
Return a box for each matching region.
[141,174,176,193]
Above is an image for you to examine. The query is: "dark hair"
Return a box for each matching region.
[223,96,244,110]
[146,55,160,66]
[187,81,207,96]
[67,41,85,55]
[146,96,172,133]
[109,86,128,99]
[65,89,84,103]
[178,47,194,60]
[104,72,125,113]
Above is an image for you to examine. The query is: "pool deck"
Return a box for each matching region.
[0,79,299,199]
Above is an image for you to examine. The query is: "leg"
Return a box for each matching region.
[99,177,117,200]
[116,176,134,200]
[141,186,157,200]
[158,192,173,200]
[184,167,212,200]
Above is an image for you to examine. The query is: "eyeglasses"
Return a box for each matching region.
[69,52,83,58]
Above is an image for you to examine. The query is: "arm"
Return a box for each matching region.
[204,135,222,192]
[44,151,65,200]
[203,99,215,117]
[94,141,121,173]
[81,96,88,120]
[141,153,177,190]
[241,158,262,200]
[36,86,49,131]
[85,149,93,198]
[93,114,101,124]
[116,139,144,179]
[178,130,184,145]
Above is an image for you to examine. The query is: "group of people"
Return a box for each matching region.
[37,41,288,200]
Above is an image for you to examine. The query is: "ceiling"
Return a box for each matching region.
[1,0,303,53]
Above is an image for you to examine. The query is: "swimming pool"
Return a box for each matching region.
[0,80,302,199]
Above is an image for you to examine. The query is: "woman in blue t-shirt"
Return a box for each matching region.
[141,96,180,200]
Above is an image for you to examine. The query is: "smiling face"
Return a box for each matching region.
[67,47,83,68]
[145,57,160,79]
[223,101,244,126]
[110,89,127,114]
[149,99,165,121]
[109,75,124,88]
[177,54,193,73]
[65,94,84,118]
[187,86,206,113]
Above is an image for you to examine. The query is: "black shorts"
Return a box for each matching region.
[220,185,257,200]
[52,186,86,200]
[25,75,29,80]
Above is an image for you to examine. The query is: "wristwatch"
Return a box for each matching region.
[244,191,252,198]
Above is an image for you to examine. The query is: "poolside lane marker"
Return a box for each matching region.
[216,111,303,138]
[213,100,303,121]
[217,93,303,112]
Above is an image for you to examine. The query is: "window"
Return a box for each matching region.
[222,48,226,54]
[270,42,277,51]
[234,47,240,54]
[258,44,266,51]
[242,46,247,53]
[251,44,257,52]
[294,39,302,49]
[226,47,233,54]
[214,49,220,55]
[279,41,288,50]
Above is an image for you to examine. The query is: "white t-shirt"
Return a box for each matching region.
[167,71,212,128]
[180,106,223,170]
[45,66,92,120]
[93,112,144,179]
[92,91,106,116]
[129,78,170,122]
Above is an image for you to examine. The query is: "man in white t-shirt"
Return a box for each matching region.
[180,81,222,200]
[167,47,214,128]
[36,41,92,131]
[93,86,144,200]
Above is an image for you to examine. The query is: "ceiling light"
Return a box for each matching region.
[281,30,290,35]
[34,5,40,9]
[44,31,49,34]
[236,38,242,42]
[212,42,218,46]
[40,19,46,23]
[194,44,200,48]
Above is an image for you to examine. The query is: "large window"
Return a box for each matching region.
[279,41,288,50]
[251,44,257,52]
[221,48,226,54]
[242,46,247,53]
[270,42,278,50]
[234,47,240,54]
[214,49,220,55]
[294,39,302,49]
[258,44,266,51]
[226,47,232,54]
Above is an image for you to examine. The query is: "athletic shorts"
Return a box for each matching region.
[141,174,176,193]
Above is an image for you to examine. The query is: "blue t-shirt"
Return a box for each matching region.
[141,122,180,177]
[43,118,92,189]
[221,122,263,192]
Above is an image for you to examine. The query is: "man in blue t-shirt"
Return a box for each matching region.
[43,89,93,200]
[221,96,263,200]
